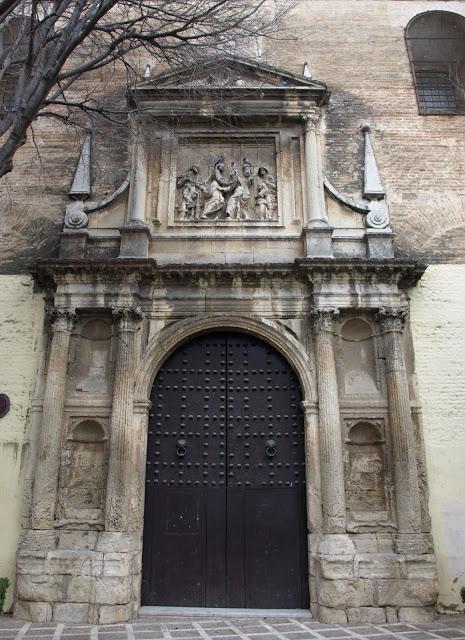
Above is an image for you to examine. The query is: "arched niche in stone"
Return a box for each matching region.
[56,418,108,528]
[337,318,380,398]
[68,318,113,395]
[343,419,391,529]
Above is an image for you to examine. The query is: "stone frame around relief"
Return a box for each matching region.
[166,131,285,228]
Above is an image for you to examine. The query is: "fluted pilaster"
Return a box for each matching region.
[311,308,346,532]
[105,307,142,531]
[31,309,76,529]
[377,307,422,532]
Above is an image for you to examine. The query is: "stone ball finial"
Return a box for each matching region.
[361,123,371,133]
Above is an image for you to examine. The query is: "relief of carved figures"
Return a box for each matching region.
[176,155,277,222]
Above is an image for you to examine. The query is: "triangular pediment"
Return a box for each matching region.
[137,55,327,92]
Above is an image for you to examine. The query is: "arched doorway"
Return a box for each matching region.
[142,331,309,609]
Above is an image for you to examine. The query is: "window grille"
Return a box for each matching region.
[405,11,465,115]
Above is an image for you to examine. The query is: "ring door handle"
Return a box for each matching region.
[176,438,187,458]
[265,438,277,458]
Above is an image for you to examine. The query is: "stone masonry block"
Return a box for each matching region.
[16,556,48,576]
[398,606,436,623]
[318,578,374,608]
[48,550,103,576]
[16,574,64,602]
[386,607,399,622]
[347,607,387,623]
[351,534,378,554]
[377,579,438,607]
[357,554,401,579]
[404,555,438,580]
[318,534,356,556]
[317,605,348,624]
[15,600,53,622]
[394,534,434,555]
[58,531,98,551]
[19,530,59,554]
[318,555,355,579]
[94,576,132,605]
[376,534,395,553]
[98,603,133,624]
[96,532,142,553]
[66,576,94,603]
[102,552,134,577]
[53,603,90,624]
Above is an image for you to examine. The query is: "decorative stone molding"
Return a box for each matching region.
[310,307,340,333]
[64,202,88,230]
[377,307,408,333]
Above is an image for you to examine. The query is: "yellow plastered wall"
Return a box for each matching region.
[0,276,44,611]
[410,265,465,613]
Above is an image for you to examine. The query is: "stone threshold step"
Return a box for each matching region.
[139,607,312,618]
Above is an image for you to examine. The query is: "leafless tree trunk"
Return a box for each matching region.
[0,0,289,179]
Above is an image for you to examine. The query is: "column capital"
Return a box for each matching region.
[377,306,408,333]
[48,308,77,332]
[310,307,340,333]
[301,111,321,132]
[112,306,143,332]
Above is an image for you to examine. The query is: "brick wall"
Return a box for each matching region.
[1,1,465,269]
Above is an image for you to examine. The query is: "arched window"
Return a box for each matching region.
[405,11,465,114]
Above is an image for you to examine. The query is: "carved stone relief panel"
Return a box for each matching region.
[343,419,393,530]
[172,136,279,224]
[56,418,108,529]
[68,318,114,395]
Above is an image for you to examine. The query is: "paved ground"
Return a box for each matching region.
[1,614,465,640]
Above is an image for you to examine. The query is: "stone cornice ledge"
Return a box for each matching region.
[295,257,428,288]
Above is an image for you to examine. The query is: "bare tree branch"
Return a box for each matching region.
[0,0,292,179]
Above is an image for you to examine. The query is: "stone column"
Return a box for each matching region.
[105,307,142,531]
[377,307,422,532]
[120,125,151,258]
[302,114,333,258]
[311,308,346,532]
[303,114,327,228]
[31,309,76,529]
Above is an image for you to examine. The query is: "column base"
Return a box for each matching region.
[309,532,438,624]
[119,223,151,258]
[303,226,334,258]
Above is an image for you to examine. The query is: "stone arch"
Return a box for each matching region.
[134,313,317,404]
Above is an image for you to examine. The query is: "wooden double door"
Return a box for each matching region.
[142,332,309,609]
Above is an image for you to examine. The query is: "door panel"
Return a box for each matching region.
[142,332,309,609]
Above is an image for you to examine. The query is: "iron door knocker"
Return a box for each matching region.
[265,438,277,458]
[176,438,187,458]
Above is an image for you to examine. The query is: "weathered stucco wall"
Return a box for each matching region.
[0,276,44,610]
[410,265,465,613]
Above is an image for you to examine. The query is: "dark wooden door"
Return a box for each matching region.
[142,332,309,609]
